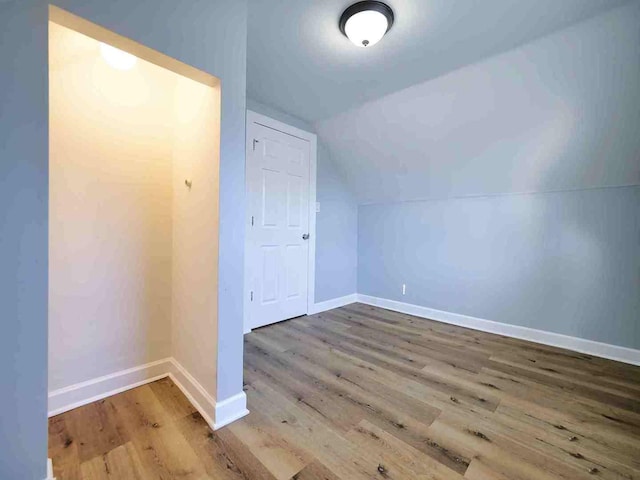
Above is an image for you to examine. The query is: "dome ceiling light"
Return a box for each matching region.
[339,1,394,48]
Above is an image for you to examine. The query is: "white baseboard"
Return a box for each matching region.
[213,391,249,429]
[48,358,173,417]
[243,294,358,334]
[308,293,358,315]
[167,359,218,429]
[48,358,249,430]
[357,294,640,366]
[45,458,54,480]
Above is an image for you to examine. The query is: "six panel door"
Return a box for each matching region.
[247,123,310,329]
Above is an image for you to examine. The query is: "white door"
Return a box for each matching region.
[247,123,311,329]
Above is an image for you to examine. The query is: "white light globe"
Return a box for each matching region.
[100,43,137,70]
[344,9,389,47]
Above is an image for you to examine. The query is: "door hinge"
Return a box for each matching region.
[250,291,254,301]
[252,139,259,151]
[251,215,254,226]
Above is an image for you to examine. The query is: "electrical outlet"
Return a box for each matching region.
[402,284,406,295]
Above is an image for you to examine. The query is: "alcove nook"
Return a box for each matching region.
[48,6,224,426]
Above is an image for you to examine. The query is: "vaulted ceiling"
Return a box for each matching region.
[247,0,631,123]
[315,3,640,203]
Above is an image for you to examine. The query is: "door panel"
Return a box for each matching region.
[248,123,310,329]
[284,244,303,299]
[286,174,303,227]
[262,169,280,227]
[260,245,279,304]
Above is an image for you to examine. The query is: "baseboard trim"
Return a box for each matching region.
[357,294,640,366]
[48,358,173,417]
[308,293,358,315]
[213,391,249,430]
[48,358,249,429]
[45,458,54,480]
[243,294,359,334]
[167,358,217,430]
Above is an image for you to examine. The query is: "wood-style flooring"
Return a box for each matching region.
[49,303,640,479]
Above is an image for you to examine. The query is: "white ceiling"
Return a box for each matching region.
[247,0,632,123]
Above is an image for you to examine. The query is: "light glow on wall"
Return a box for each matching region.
[100,42,137,70]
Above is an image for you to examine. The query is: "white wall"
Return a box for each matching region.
[49,22,177,390]
[171,77,221,398]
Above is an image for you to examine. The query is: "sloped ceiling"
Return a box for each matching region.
[315,3,640,204]
[247,0,631,123]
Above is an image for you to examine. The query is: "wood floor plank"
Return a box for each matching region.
[126,414,209,479]
[49,415,82,480]
[62,400,124,463]
[174,411,261,480]
[283,321,500,411]
[245,379,392,480]
[50,303,640,480]
[148,376,198,421]
[290,460,340,480]
[227,409,309,480]
[79,443,145,480]
[101,384,173,443]
[344,419,466,479]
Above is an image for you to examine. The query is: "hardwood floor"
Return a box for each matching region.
[49,303,640,479]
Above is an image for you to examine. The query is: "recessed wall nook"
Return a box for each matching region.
[47,6,243,431]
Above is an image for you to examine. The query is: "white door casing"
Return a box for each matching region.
[245,112,317,331]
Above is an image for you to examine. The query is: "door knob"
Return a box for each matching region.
[302,233,310,240]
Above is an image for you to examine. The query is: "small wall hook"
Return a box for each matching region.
[184,179,193,190]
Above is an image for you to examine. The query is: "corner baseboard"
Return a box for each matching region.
[48,358,173,417]
[48,358,249,430]
[357,294,640,366]
[167,358,218,429]
[308,293,358,315]
[213,391,249,429]
[45,458,54,480]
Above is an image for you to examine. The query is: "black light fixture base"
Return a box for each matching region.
[339,1,395,37]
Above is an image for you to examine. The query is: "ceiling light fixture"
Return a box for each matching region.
[339,1,394,48]
[100,43,137,70]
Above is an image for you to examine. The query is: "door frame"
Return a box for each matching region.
[244,110,317,334]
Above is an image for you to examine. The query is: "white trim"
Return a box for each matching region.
[244,110,318,334]
[357,295,640,366]
[45,458,55,480]
[167,359,217,429]
[47,358,249,429]
[308,294,358,315]
[213,391,250,429]
[48,358,173,417]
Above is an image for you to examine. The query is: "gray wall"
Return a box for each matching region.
[247,99,358,303]
[359,186,640,349]
[1,1,247,478]
[324,3,640,350]
[314,142,358,302]
[0,2,49,478]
